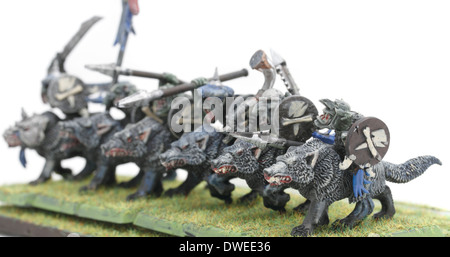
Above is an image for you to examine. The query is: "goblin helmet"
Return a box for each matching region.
[103,82,138,110]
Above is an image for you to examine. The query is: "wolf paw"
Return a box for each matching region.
[126,191,149,201]
[238,191,259,204]
[29,177,50,185]
[291,225,312,237]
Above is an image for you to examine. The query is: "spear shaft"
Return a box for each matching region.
[117,69,249,108]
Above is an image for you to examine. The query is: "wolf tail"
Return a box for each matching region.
[382,156,442,184]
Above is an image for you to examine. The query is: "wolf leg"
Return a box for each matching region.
[126,169,163,201]
[293,199,311,215]
[165,172,203,197]
[118,169,144,188]
[238,189,259,204]
[72,157,96,181]
[332,197,374,229]
[54,160,73,179]
[291,200,329,237]
[30,159,56,185]
[79,164,116,191]
[373,186,396,219]
[207,174,234,204]
[262,186,290,212]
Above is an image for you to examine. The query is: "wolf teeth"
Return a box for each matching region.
[164,159,186,169]
[266,175,291,185]
[215,165,236,174]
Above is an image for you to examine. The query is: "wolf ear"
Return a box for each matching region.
[305,150,319,168]
[139,127,152,143]
[196,135,209,150]
[21,108,29,120]
[250,147,262,159]
[96,124,112,136]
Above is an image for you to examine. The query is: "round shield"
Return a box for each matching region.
[47,74,88,114]
[277,95,318,142]
[345,117,390,167]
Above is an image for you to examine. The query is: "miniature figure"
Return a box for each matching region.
[58,112,123,183]
[263,138,441,237]
[77,74,183,198]
[98,116,174,200]
[2,110,99,184]
[312,98,389,202]
[41,16,103,119]
[209,49,318,209]
[102,82,147,126]
[211,139,291,210]
[159,125,236,203]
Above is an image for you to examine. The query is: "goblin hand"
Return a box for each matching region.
[161,72,180,85]
[190,77,208,87]
[312,131,335,145]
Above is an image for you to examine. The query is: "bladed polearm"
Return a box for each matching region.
[270,49,299,95]
[117,69,249,108]
[85,63,187,84]
[112,0,139,84]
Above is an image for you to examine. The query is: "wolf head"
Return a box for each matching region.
[101,117,158,161]
[59,113,120,150]
[264,139,330,188]
[159,131,210,170]
[3,110,54,149]
[211,139,261,175]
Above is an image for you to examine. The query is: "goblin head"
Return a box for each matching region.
[103,82,138,110]
[151,82,185,118]
[211,139,261,175]
[314,99,352,130]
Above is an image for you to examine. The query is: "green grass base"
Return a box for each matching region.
[0,177,448,237]
[0,206,168,237]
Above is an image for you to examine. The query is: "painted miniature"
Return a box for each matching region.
[312,98,389,201]
[210,49,318,209]
[159,125,236,203]
[58,112,123,183]
[77,74,182,199]
[41,16,103,119]
[98,116,174,200]
[102,82,147,126]
[263,138,441,236]
[2,110,98,184]
[211,139,291,210]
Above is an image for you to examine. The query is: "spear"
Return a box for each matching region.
[112,0,139,84]
[229,131,303,150]
[117,68,249,108]
[85,63,187,84]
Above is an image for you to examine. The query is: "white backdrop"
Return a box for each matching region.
[0,0,448,210]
